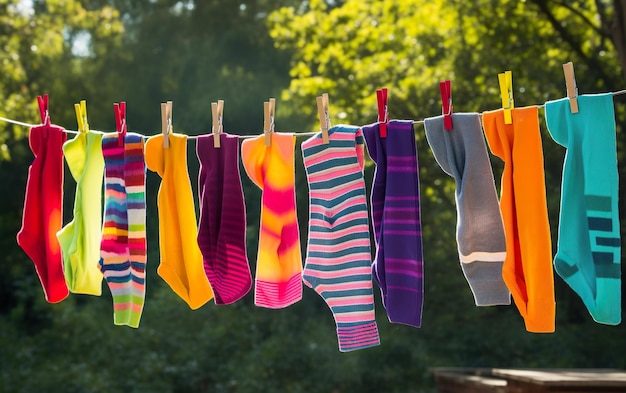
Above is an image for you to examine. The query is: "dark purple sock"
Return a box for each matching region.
[363,120,423,327]
[196,133,252,305]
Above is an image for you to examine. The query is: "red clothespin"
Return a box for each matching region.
[114,101,127,147]
[376,88,388,138]
[37,94,50,126]
[440,80,453,130]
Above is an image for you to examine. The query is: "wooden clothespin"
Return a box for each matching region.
[37,94,50,126]
[74,100,89,133]
[264,98,276,147]
[161,100,173,148]
[498,71,514,124]
[376,88,389,138]
[316,93,330,144]
[563,62,579,113]
[212,99,224,148]
[114,101,127,147]
[440,80,453,131]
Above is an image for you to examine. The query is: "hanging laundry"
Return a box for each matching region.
[16,123,69,303]
[196,133,251,305]
[301,125,380,352]
[362,120,423,328]
[145,133,214,309]
[56,131,105,296]
[241,133,303,309]
[482,106,556,333]
[99,133,147,328]
[424,113,510,306]
[545,94,621,325]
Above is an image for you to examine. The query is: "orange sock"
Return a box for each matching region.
[482,106,556,333]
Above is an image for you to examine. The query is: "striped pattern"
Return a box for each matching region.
[196,133,251,305]
[99,133,147,328]
[545,94,621,325]
[241,133,302,309]
[585,195,621,280]
[363,120,423,328]
[301,125,380,352]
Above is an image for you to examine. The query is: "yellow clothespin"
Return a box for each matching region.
[74,100,89,133]
[161,100,173,148]
[212,99,224,148]
[563,62,579,113]
[316,93,330,144]
[498,71,514,124]
[264,98,276,147]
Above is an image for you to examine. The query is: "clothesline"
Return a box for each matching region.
[8,87,625,346]
[1,89,626,137]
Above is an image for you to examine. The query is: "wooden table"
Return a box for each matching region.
[431,368,626,393]
[492,368,626,393]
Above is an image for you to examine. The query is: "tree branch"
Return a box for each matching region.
[608,0,626,79]
[553,0,608,37]
[529,0,619,87]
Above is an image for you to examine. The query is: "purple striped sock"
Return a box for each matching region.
[363,120,423,328]
[196,133,252,305]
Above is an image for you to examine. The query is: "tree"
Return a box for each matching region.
[0,0,123,161]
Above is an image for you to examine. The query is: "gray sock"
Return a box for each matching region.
[424,113,510,306]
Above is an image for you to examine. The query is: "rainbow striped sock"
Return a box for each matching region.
[99,133,147,328]
[301,125,380,352]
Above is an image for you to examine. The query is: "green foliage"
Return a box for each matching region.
[0,0,123,160]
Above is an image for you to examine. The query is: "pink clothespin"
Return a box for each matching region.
[440,80,453,130]
[114,102,127,147]
[37,94,50,126]
[376,88,388,138]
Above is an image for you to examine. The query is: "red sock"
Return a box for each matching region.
[17,124,68,303]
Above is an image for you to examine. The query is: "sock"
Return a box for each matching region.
[424,113,510,306]
[482,106,556,333]
[301,125,380,352]
[99,133,147,328]
[545,93,621,325]
[56,131,105,296]
[196,133,251,305]
[241,133,303,309]
[362,120,423,328]
[145,133,214,309]
[17,123,69,303]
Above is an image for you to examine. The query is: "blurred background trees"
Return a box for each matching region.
[1,1,625,392]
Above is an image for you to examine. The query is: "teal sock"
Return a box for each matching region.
[545,93,621,325]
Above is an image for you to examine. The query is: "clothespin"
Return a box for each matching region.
[376,88,389,138]
[74,100,89,133]
[498,71,514,124]
[37,94,50,126]
[264,98,276,147]
[114,101,127,147]
[563,62,579,113]
[161,100,173,148]
[212,99,224,148]
[316,93,330,144]
[440,80,453,130]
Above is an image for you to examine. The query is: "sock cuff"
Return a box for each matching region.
[254,274,302,309]
[337,321,380,352]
